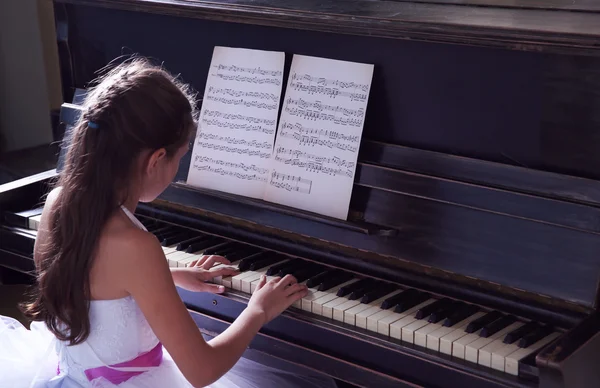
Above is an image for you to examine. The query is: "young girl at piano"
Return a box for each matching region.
[0,59,336,388]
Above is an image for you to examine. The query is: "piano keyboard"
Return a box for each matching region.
[140,217,561,378]
[15,211,561,379]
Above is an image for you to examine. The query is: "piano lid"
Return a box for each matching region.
[53,0,600,313]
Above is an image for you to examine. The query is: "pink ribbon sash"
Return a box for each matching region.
[83,342,163,384]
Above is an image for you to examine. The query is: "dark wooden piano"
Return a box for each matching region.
[2,0,600,387]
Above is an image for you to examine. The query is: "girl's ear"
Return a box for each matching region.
[145,148,167,176]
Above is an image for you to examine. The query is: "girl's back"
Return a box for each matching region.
[0,59,337,388]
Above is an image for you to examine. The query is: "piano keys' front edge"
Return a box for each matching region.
[178,287,532,388]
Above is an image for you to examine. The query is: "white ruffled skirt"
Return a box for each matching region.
[0,316,338,388]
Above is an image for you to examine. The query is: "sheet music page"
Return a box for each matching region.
[186,46,284,199]
[263,55,374,219]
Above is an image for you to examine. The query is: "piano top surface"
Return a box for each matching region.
[54,0,600,56]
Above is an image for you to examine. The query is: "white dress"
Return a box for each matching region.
[0,207,338,388]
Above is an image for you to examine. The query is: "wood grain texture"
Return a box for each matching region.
[54,0,600,56]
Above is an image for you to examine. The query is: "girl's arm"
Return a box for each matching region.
[116,230,306,386]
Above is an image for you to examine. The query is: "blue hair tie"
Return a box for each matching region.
[88,121,99,129]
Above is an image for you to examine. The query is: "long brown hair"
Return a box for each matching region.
[22,58,197,345]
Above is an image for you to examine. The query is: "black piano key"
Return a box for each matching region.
[305,269,339,289]
[518,325,554,348]
[155,228,181,241]
[480,315,517,338]
[249,254,284,271]
[428,301,464,323]
[225,247,261,262]
[381,288,418,310]
[150,226,172,238]
[266,259,298,276]
[186,237,222,253]
[237,251,269,271]
[204,242,239,255]
[318,272,355,291]
[415,298,451,320]
[161,231,195,246]
[337,278,371,297]
[293,265,327,283]
[361,283,397,304]
[176,235,207,251]
[276,260,305,276]
[394,292,430,313]
[142,221,164,232]
[348,280,379,300]
[466,311,504,334]
[443,304,479,327]
[504,321,539,344]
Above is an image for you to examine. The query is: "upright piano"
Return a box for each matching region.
[2,1,600,387]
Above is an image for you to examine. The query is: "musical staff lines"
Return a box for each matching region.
[198,132,272,150]
[269,171,312,194]
[187,46,285,199]
[264,54,373,219]
[274,146,355,178]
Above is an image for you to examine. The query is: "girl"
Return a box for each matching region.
[0,58,337,388]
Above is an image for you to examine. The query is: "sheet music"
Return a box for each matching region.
[264,55,373,219]
[186,46,284,198]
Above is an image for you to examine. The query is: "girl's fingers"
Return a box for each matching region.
[208,267,239,279]
[256,275,267,291]
[275,274,297,290]
[201,255,230,269]
[284,283,307,297]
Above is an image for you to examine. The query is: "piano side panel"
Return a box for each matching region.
[536,313,600,388]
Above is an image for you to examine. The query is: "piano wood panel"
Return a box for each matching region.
[384,0,600,11]
[57,3,600,181]
[55,0,600,56]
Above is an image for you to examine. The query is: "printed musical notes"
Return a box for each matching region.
[187,47,284,198]
[264,54,373,219]
[269,171,312,194]
[185,47,373,220]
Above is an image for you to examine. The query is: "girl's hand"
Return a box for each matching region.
[171,255,239,293]
[247,274,308,325]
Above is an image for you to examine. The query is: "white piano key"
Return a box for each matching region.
[355,305,385,330]
[401,317,432,344]
[249,275,278,293]
[344,290,403,326]
[311,280,359,315]
[427,312,485,352]
[452,330,484,359]
[301,279,357,312]
[29,214,42,230]
[322,297,350,319]
[479,338,512,368]
[231,270,261,290]
[389,300,437,340]
[504,332,561,376]
[376,300,433,335]
[465,322,523,363]
[439,318,482,356]
[491,343,519,372]
[333,299,362,322]
[177,253,203,267]
[242,260,288,287]
[414,322,443,348]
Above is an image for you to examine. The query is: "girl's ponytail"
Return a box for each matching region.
[22,58,196,345]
